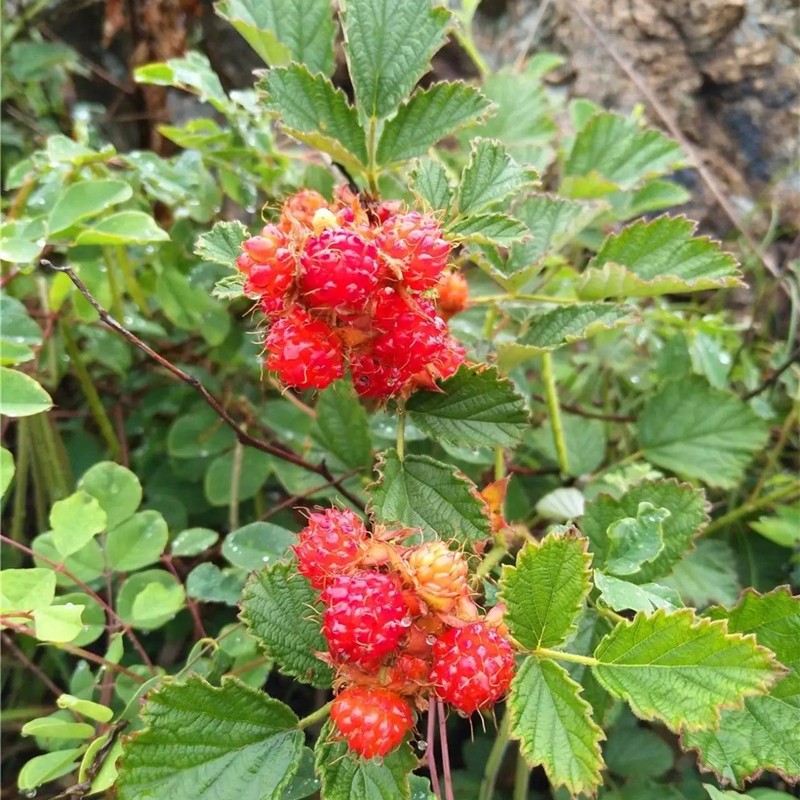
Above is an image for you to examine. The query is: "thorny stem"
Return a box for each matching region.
[297,700,333,730]
[479,712,510,800]
[427,700,442,800]
[541,352,570,475]
[43,261,365,511]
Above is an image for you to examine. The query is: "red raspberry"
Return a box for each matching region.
[377,211,451,290]
[265,307,344,391]
[331,686,414,759]
[436,270,469,319]
[299,229,381,312]
[322,571,411,670]
[238,225,296,307]
[426,337,467,383]
[279,189,330,232]
[430,621,515,714]
[293,508,368,589]
[405,541,470,613]
[349,351,407,399]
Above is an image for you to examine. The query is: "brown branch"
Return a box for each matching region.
[1,632,66,699]
[742,345,800,400]
[42,261,366,511]
[562,0,788,296]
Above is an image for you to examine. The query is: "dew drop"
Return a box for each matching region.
[22,789,37,798]
[426,635,437,645]
[416,740,427,752]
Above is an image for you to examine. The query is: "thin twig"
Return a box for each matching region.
[0,534,155,672]
[742,345,800,400]
[427,700,442,800]
[1,632,65,699]
[161,554,207,640]
[42,261,365,511]
[438,701,456,800]
[259,467,365,522]
[562,0,787,295]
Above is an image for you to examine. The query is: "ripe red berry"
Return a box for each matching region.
[436,270,469,319]
[430,621,515,714]
[299,229,381,312]
[331,686,414,759]
[322,571,411,670]
[377,211,451,291]
[239,224,296,307]
[349,351,407,399]
[293,508,368,589]
[427,337,467,382]
[265,306,344,391]
[279,189,330,233]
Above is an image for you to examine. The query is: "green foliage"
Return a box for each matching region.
[118,676,303,800]
[2,1,794,797]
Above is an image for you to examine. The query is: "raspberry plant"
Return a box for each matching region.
[1,1,798,799]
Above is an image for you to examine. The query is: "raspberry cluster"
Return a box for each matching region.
[236,189,468,397]
[293,507,515,759]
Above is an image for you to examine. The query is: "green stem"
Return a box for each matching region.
[747,406,797,504]
[297,700,333,730]
[61,322,122,461]
[28,413,71,503]
[513,748,531,800]
[533,647,598,666]
[396,408,406,460]
[366,117,379,195]
[704,482,800,537]
[229,441,243,531]
[472,293,576,306]
[10,419,31,545]
[482,305,498,340]
[454,28,489,75]
[115,246,149,317]
[494,446,505,482]
[103,247,124,321]
[472,541,509,587]
[541,352,570,475]
[478,712,510,800]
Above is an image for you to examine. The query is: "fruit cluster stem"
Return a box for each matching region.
[541,352,570,475]
[478,712,510,800]
[297,700,333,730]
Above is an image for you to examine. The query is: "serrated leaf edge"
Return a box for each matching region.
[509,657,606,797]
[499,526,592,651]
[592,608,785,733]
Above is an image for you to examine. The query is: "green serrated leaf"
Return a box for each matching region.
[117,676,303,800]
[342,0,450,120]
[0,367,53,417]
[260,65,367,172]
[581,479,708,583]
[48,179,133,236]
[638,376,769,489]
[195,220,248,266]
[749,504,800,548]
[406,365,528,448]
[593,609,781,732]
[605,501,668,577]
[683,588,800,787]
[563,112,685,194]
[447,213,529,246]
[500,529,592,650]
[457,139,536,214]
[661,539,741,608]
[594,571,680,614]
[377,82,490,165]
[368,450,491,545]
[240,562,332,688]
[578,216,744,299]
[497,304,636,368]
[313,380,373,470]
[315,720,415,800]
[411,157,453,211]
[216,0,334,75]
[510,657,605,796]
